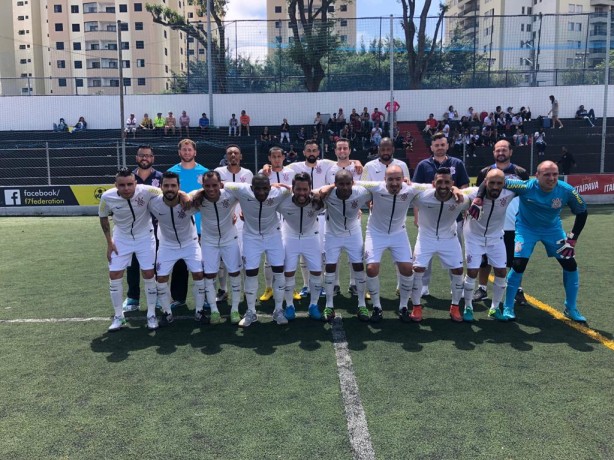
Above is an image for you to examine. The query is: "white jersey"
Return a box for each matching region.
[323,186,371,236]
[277,195,320,238]
[191,188,239,245]
[259,167,296,186]
[361,158,410,181]
[413,189,470,240]
[148,196,198,249]
[224,183,290,236]
[98,184,161,239]
[325,162,362,185]
[289,159,335,189]
[360,181,430,234]
[463,188,516,240]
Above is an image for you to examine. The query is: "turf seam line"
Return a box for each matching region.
[331,317,376,460]
[487,275,614,351]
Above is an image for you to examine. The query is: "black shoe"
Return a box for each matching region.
[370,307,383,323]
[398,307,412,323]
[515,288,528,306]
[348,285,358,296]
[472,286,488,302]
[333,285,341,296]
[159,312,174,327]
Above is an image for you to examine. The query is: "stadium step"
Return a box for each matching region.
[396,121,430,173]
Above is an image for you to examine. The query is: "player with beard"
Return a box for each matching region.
[214,145,253,302]
[409,168,471,323]
[361,137,410,181]
[122,145,164,313]
[148,172,203,329]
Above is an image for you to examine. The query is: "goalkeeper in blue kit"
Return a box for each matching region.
[469,160,588,323]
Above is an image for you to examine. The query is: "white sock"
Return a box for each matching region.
[334,264,340,287]
[349,262,356,286]
[324,272,335,308]
[244,275,258,312]
[464,276,476,310]
[193,278,207,313]
[354,270,366,307]
[422,261,432,289]
[399,274,414,310]
[411,272,424,306]
[272,272,285,310]
[492,276,507,310]
[264,263,273,290]
[478,284,487,291]
[285,275,296,307]
[218,264,228,293]
[300,257,310,289]
[451,274,464,305]
[395,265,401,291]
[143,277,158,317]
[309,273,322,306]
[156,281,172,314]
[204,278,217,312]
[109,278,123,317]
[230,275,241,312]
[366,275,381,309]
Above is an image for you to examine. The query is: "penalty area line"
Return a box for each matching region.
[330,316,376,460]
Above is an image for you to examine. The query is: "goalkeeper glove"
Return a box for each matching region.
[556,233,577,259]
[467,199,483,221]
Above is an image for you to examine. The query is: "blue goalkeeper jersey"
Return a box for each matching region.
[505,178,586,229]
[167,162,209,234]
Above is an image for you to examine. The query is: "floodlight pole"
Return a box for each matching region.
[389,15,395,130]
[207,0,214,126]
[117,20,126,166]
[600,8,611,173]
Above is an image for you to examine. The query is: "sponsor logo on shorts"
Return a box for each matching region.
[467,254,473,263]
[515,241,523,254]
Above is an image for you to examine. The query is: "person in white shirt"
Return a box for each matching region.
[149,172,203,329]
[98,168,162,332]
[409,167,470,323]
[223,175,291,327]
[191,171,243,325]
[315,170,371,322]
[125,114,137,135]
[276,172,324,320]
[462,169,515,321]
[361,138,410,181]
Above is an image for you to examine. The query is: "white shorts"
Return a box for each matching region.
[413,236,463,269]
[243,233,285,270]
[464,234,507,269]
[283,235,322,272]
[318,213,326,253]
[324,232,364,265]
[109,234,156,272]
[202,241,242,274]
[235,216,244,253]
[364,229,412,264]
[156,243,203,276]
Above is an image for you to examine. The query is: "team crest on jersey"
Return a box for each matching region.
[240,176,247,183]
[266,198,275,206]
[351,200,359,209]
[178,209,186,219]
[197,174,203,184]
[450,166,456,176]
[400,193,409,201]
[221,199,230,208]
[283,173,289,181]
[151,178,160,187]
[500,197,507,207]
[551,198,562,209]
[448,203,457,211]
[316,166,322,174]
[307,209,315,218]
[136,196,145,207]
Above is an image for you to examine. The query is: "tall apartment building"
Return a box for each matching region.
[266,0,357,57]
[2,0,207,96]
[444,0,611,85]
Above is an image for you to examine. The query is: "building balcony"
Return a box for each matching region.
[83,30,116,41]
[590,0,614,7]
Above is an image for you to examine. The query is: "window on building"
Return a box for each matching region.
[18,30,26,35]
[19,44,26,49]
[105,6,115,13]
[275,21,281,28]
[527,7,532,14]
[57,60,65,68]
[53,5,62,13]
[17,1,24,5]
[340,4,348,12]
[21,88,31,94]
[163,30,167,38]
[576,5,583,13]
[138,78,146,86]
[165,65,169,73]
[91,79,101,87]
[74,60,82,69]
[121,41,129,50]
[58,78,67,87]
[340,19,348,27]
[71,5,79,13]
[340,35,347,43]
[120,23,128,31]
[569,4,575,13]
[275,36,282,43]
[19,59,27,64]
[76,79,83,87]
[123,78,131,86]
[526,24,532,32]
[121,60,129,68]
[136,40,144,49]
[72,24,80,32]
[521,7,525,14]
[164,48,168,56]
[275,6,282,13]
[188,37,194,43]
[56,42,64,50]
[188,49,195,55]
[198,48,204,54]
[55,23,63,31]
[18,16,25,20]
[110,79,119,87]
[188,12,193,18]
[136,59,145,67]
[576,23,582,32]
[135,22,143,30]
[134,3,143,12]
[73,42,81,50]
[328,5,334,12]
[521,24,524,32]
[119,4,127,13]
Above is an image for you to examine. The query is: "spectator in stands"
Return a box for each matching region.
[575,105,596,127]
[534,127,547,155]
[337,108,346,125]
[198,113,210,133]
[164,111,177,136]
[361,107,371,132]
[494,106,504,124]
[313,112,323,137]
[511,112,523,129]
[482,124,495,147]
[442,120,451,139]
[327,113,339,135]
[350,108,359,122]
[179,110,190,138]
[125,113,137,136]
[73,116,87,132]
[140,113,153,130]
[153,112,165,133]
[371,107,385,127]
[371,122,383,147]
[286,146,298,164]
[557,147,576,175]
[53,118,68,132]
[403,131,414,154]
[423,113,438,136]
[519,106,532,121]
[259,127,274,152]
[229,113,238,136]
[350,111,362,137]
[296,126,306,147]
[548,95,563,129]
[280,118,291,143]
[340,123,351,140]
[513,127,528,147]
[453,131,463,157]
[239,109,251,136]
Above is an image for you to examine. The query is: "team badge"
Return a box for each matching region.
[178,209,186,219]
[316,166,322,174]
[400,193,408,201]
[222,199,230,208]
[266,198,275,206]
[283,173,289,181]
[307,209,315,218]
[197,174,203,184]
[500,197,507,207]
[448,204,457,211]
[240,176,247,182]
[351,200,359,209]
[151,179,160,188]
[136,196,145,207]
[551,198,562,209]
[450,166,456,176]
